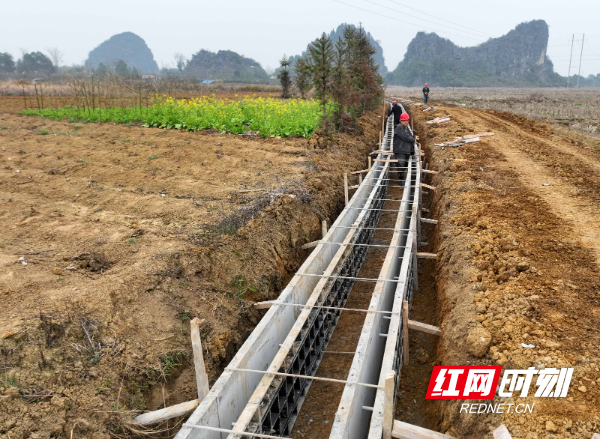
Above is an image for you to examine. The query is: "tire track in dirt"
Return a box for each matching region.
[453,108,600,265]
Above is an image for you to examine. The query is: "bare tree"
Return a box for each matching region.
[45,47,64,68]
[174,53,186,72]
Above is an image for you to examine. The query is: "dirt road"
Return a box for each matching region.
[409,104,600,438]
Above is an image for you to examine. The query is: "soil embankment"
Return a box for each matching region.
[407,102,600,438]
[0,110,382,438]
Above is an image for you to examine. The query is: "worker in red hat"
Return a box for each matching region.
[423,83,430,104]
[387,100,403,127]
[393,112,415,186]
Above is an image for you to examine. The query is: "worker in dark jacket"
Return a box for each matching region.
[393,112,415,186]
[423,83,430,104]
[387,101,403,127]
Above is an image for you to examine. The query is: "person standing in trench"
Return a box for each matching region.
[393,112,415,186]
[423,83,430,104]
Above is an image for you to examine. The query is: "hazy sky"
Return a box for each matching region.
[2,0,599,78]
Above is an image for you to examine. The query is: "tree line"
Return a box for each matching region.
[277,25,384,132]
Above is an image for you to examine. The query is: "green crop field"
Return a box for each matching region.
[22,96,334,138]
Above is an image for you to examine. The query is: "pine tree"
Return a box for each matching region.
[294,57,311,99]
[278,55,292,99]
[308,33,334,130]
[331,37,348,128]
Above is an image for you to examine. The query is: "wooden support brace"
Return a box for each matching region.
[407,320,441,336]
[417,252,437,260]
[371,150,394,155]
[392,420,455,439]
[422,169,439,174]
[374,159,401,163]
[420,218,438,225]
[344,173,349,206]
[253,300,277,310]
[382,371,396,439]
[351,169,369,175]
[368,156,372,170]
[190,318,210,402]
[420,183,436,190]
[348,184,359,190]
[402,301,409,366]
[133,399,199,425]
[302,240,320,249]
[493,425,513,439]
[322,220,327,238]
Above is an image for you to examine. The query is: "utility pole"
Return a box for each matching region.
[577,34,585,89]
[567,34,574,89]
[453,56,460,91]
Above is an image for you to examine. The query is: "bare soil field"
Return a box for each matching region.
[388,86,600,138]
[405,101,600,437]
[0,109,380,438]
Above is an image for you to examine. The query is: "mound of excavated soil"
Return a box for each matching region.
[410,103,600,438]
[0,110,381,438]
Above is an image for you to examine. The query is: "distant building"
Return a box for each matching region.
[201,80,215,84]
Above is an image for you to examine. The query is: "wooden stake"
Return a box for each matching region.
[407,320,441,336]
[133,399,199,425]
[190,318,210,401]
[402,301,409,366]
[379,131,382,147]
[492,425,513,439]
[368,156,372,170]
[344,173,349,206]
[359,174,363,184]
[322,220,327,238]
[392,420,455,439]
[383,371,396,439]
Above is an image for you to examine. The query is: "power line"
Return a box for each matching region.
[334,0,482,42]
[385,0,494,38]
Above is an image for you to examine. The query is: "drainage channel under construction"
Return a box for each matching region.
[168,101,443,439]
[292,182,405,438]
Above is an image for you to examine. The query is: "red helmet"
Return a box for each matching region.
[425,83,428,86]
[400,113,410,121]
[392,100,397,104]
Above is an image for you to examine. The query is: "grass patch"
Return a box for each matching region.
[148,155,159,161]
[38,128,49,135]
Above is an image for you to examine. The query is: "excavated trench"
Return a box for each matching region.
[292,183,404,438]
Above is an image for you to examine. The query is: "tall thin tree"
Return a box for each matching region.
[308,33,334,130]
[278,55,292,99]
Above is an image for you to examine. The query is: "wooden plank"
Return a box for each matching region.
[402,301,409,366]
[407,320,441,336]
[190,318,210,402]
[374,159,401,163]
[392,420,455,439]
[493,425,513,439]
[351,169,369,175]
[422,169,438,174]
[301,240,320,249]
[417,252,437,260]
[134,399,199,425]
[344,173,349,206]
[253,300,277,310]
[420,218,438,225]
[372,150,394,155]
[382,371,396,439]
[420,183,436,190]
